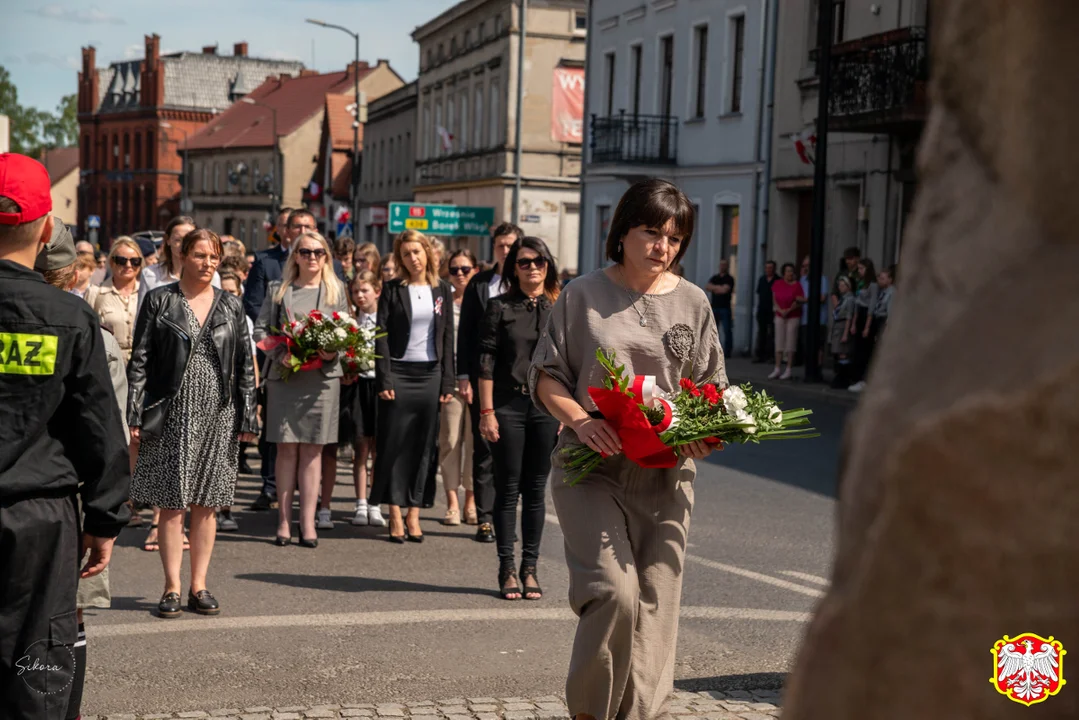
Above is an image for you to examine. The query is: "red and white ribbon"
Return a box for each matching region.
[630,374,680,433]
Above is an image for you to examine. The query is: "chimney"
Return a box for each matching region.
[233,42,248,57]
[299,69,319,77]
[79,46,100,114]
[140,34,163,108]
[347,61,371,76]
[202,45,217,55]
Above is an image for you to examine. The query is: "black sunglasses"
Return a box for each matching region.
[297,248,326,260]
[448,265,474,276]
[112,256,143,268]
[516,256,547,270]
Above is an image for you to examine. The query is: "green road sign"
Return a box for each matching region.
[388,202,495,237]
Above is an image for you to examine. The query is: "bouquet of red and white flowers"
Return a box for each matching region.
[339,322,385,378]
[257,309,367,380]
[561,349,818,485]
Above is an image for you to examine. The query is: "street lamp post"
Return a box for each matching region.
[307,18,361,241]
[161,122,190,214]
[240,97,280,216]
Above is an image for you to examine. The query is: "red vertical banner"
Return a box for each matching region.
[552,67,585,143]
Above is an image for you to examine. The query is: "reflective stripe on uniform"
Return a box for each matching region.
[0,332,59,375]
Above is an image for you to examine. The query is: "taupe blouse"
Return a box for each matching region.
[528,269,727,448]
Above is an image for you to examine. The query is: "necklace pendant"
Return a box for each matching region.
[639,316,647,327]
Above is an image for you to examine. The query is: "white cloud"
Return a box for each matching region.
[32,4,126,25]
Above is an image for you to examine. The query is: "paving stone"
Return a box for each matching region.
[240,715,271,720]
[311,707,341,712]
[535,703,567,713]
[469,705,499,713]
[535,709,569,720]
[500,698,528,703]
[411,715,441,720]
[700,714,743,720]
[669,707,695,715]
[374,710,404,718]
[719,702,750,712]
[438,708,469,716]
[698,691,727,701]
[272,714,302,720]
[503,713,536,720]
[534,697,562,704]
[339,711,373,718]
[303,712,338,719]
[277,710,307,715]
[750,691,779,700]
[476,714,501,720]
[504,703,535,712]
[179,713,210,719]
[747,703,777,712]
[735,713,775,720]
[438,700,468,707]
[244,710,274,716]
[212,712,243,718]
[468,698,499,705]
[725,691,752,700]
[107,715,137,720]
[408,702,436,708]
[446,715,475,720]
[144,715,176,719]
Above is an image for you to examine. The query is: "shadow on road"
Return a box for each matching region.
[675,671,787,692]
[235,572,494,597]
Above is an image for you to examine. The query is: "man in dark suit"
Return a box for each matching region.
[456,222,523,542]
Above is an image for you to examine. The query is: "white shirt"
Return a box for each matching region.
[402,284,437,362]
[488,272,505,300]
[137,262,221,317]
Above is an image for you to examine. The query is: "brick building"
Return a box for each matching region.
[76,34,303,243]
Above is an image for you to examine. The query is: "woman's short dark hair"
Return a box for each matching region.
[448,248,478,268]
[181,228,223,258]
[606,178,695,266]
[503,236,561,303]
[781,262,796,275]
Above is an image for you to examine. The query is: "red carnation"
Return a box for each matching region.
[332,311,341,321]
[702,383,721,405]
[679,378,701,397]
[309,310,324,321]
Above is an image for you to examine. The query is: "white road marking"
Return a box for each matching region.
[780,570,830,586]
[87,605,809,639]
[545,513,825,599]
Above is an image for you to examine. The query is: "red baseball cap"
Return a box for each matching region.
[0,153,53,226]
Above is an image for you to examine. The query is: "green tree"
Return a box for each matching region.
[0,65,76,156]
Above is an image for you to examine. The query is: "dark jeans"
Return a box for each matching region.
[754,314,775,361]
[468,375,496,524]
[714,307,733,355]
[490,394,560,568]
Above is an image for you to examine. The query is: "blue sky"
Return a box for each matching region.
[4,0,459,113]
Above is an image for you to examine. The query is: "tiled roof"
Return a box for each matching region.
[326,93,363,151]
[184,69,370,151]
[94,53,305,114]
[42,147,79,183]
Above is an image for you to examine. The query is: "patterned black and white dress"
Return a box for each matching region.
[131,297,238,510]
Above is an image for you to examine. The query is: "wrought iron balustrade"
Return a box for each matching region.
[828,26,928,133]
[589,112,678,165]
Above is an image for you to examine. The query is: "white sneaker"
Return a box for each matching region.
[316,507,334,529]
[779,369,792,380]
[367,505,386,527]
[767,368,782,379]
[848,381,866,392]
[351,503,369,526]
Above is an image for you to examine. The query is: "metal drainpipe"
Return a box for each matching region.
[511,0,527,225]
[750,0,780,357]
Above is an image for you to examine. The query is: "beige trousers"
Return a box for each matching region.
[438,392,474,493]
[551,453,694,720]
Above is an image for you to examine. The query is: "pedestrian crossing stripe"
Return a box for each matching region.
[0,332,58,375]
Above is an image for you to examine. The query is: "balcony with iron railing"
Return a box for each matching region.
[826,26,929,134]
[589,112,679,166]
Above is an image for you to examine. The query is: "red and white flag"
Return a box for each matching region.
[436,125,454,152]
[792,128,817,165]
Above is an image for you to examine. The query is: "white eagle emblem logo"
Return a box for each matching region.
[991,633,1066,706]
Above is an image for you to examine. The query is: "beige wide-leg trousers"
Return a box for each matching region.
[551,454,694,720]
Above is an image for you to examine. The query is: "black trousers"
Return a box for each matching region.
[754,314,775,361]
[468,374,496,525]
[371,361,441,508]
[490,394,560,568]
[0,493,80,720]
[850,307,877,383]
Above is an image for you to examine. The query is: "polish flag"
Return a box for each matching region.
[792,128,816,165]
[437,125,454,152]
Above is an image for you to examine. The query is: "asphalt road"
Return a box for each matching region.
[83,387,847,715]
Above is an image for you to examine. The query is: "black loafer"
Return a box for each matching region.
[475,523,496,543]
[188,589,220,615]
[158,591,182,619]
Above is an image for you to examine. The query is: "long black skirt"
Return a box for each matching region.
[370,361,441,508]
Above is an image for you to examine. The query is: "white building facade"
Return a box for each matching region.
[579,0,773,355]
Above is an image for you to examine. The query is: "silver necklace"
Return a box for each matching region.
[618,267,657,327]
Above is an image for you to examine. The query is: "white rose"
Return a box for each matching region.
[736,409,757,435]
[334,327,348,340]
[768,405,783,424]
[723,386,748,415]
[360,359,374,371]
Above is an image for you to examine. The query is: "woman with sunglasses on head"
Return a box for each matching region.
[254,232,349,548]
[138,216,221,312]
[477,237,561,600]
[530,178,726,720]
[86,236,142,363]
[127,228,258,618]
[438,249,479,526]
[369,230,456,543]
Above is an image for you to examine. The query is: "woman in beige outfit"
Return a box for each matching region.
[530,179,726,720]
[87,236,142,362]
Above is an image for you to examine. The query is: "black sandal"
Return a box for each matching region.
[499,566,522,601]
[519,563,543,601]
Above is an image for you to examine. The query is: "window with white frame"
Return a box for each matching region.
[659,35,674,118]
[459,90,469,153]
[729,15,746,113]
[474,85,484,148]
[692,25,708,118]
[489,78,500,146]
[603,51,616,116]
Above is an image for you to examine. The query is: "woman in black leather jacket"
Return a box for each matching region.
[127,228,258,619]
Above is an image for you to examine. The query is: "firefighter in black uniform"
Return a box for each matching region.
[0,153,131,719]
